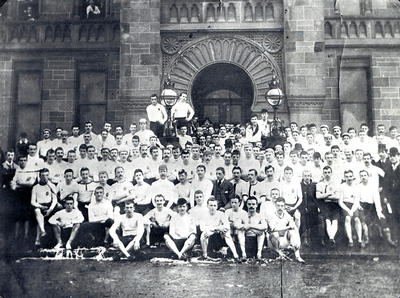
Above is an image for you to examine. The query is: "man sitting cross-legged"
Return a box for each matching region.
[80,186,114,247]
[267,197,304,263]
[199,196,239,260]
[109,200,144,259]
[144,194,174,247]
[48,196,84,250]
[164,198,196,260]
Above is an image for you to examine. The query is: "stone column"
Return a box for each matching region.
[120,0,161,128]
[283,0,325,126]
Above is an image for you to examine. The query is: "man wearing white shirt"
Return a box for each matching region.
[151,165,178,209]
[67,125,82,149]
[171,92,194,130]
[37,128,53,158]
[134,119,155,146]
[26,144,45,172]
[122,123,137,146]
[164,198,196,260]
[97,129,116,152]
[146,94,167,138]
[191,165,213,204]
[175,169,192,206]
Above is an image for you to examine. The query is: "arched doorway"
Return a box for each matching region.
[191,63,254,124]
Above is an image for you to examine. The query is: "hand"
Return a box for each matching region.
[347,210,353,217]
[133,241,140,251]
[378,212,385,220]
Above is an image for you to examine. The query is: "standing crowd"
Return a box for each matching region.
[1,93,400,262]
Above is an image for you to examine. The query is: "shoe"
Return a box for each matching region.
[360,241,365,249]
[198,255,209,261]
[348,242,354,248]
[329,239,336,248]
[127,255,136,262]
[295,256,305,263]
[180,253,189,261]
[241,256,247,263]
[112,254,121,261]
[53,243,63,250]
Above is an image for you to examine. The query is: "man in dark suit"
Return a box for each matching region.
[299,170,321,247]
[212,167,234,210]
[382,147,400,239]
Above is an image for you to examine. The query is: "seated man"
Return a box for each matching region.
[224,195,247,258]
[199,197,239,260]
[188,190,209,242]
[31,168,58,247]
[48,196,84,250]
[144,194,174,247]
[109,200,144,259]
[242,196,268,260]
[164,198,196,260]
[80,186,114,247]
[267,197,304,263]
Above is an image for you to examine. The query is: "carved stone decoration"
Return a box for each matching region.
[162,36,283,111]
[227,3,236,22]
[161,36,180,55]
[262,34,282,53]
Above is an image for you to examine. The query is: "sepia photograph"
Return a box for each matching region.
[0,0,400,297]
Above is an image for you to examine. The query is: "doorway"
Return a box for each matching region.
[191,63,254,125]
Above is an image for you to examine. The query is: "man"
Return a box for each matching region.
[144,194,174,247]
[191,165,213,204]
[31,168,58,246]
[175,169,192,206]
[130,169,152,215]
[358,170,396,247]
[77,167,97,221]
[225,195,248,259]
[171,92,195,131]
[267,197,304,263]
[177,125,192,149]
[134,119,156,146]
[242,197,267,259]
[339,170,362,248]
[188,190,209,239]
[279,166,303,230]
[110,166,135,214]
[109,200,145,259]
[80,121,97,142]
[146,94,167,138]
[212,167,234,210]
[242,169,265,205]
[48,196,84,250]
[98,129,116,152]
[261,165,281,201]
[80,186,114,247]
[26,143,45,172]
[37,129,53,158]
[11,155,37,240]
[316,166,341,247]
[123,123,138,146]
[164,198,196,260]
[299,170,319,247]
[151,164,178,208]
[57,169,79,208]
[199,197,239,260]
[245,114,262,144]
[68,125,81,149]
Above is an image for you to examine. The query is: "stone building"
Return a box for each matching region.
[0,0,400,148]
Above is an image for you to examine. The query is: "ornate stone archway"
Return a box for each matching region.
[161,35,284,112]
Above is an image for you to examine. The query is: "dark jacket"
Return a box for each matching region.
[212,179,234,209]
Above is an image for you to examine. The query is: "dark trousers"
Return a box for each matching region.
[150,121,164,139]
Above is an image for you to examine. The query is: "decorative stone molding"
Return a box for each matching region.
[162,35,283,111]
[287,95,325,112]
[263,33,283,53]
[161,36,180,55]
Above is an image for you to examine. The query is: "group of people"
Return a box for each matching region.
[2,93,400,262]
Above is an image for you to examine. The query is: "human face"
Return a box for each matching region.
[87,147,95,159]
[348,129,356,139]
[197,167,205,179]
[131,147,139,158]
[40,172,49,184]
[43,150,56,163]
[132,138,139,147]
[389,154,399,164]
[101,150,109,160]
[331,148,340,158]
[99,173,108,184]
[120,150,129,161]
[110,149,118,161]
[155,196,165,208]
[19,157,27,168]
[232,169,241,180]
[115,167,124,180]
[223,153,231,164]
[363,155,371,166]
[207,200,218,215]
[139,121,147,130]
[321,127,328,135]
[180,127,187,135]
[172,148,180,159]
[178,203,187,215]
[55,149,64,160]
[275,201,285,214]
[151,148,159,160]
[135,171,144,183]
[6,152,14,162]
[116,135,123,144]
[72,127,80,137]
[81,170,90,181]
[159,168,167,179]
[64,200,74,212]
[302,171,312,184]
[104,123,112,132]
[344,150,353,162]
[192,147,200,158]
[216,169,224,181]
[163,149,171,160]
[125,203,135,216]
[67,152,76,162]
[56,128,62,139]
[276,154,284,165]
[360,171,369,184]
[83,134,91,143]
[333,128,341,136]
[355,150,363,161]
[43,130,50,139]
[266,167,274,178]
[377,125,385,135]
[215,146,222,156]
[344,172,354,184]
[28,145,37,157]
[247,199,257,213]
[270,189,280,200]
[378,150,387,161]
[244,146,252,158]
[94,188,104,202]
[129,124,137,134]
[390,128,398,138]
[322,168,332,180]
[231,198,240,211]
[284,170,293,182]
[85,123,92,133]
[283,143,291,153]
[325,153,333,165]
[140,146,147,157]
[306,134,314,144]
[195,193,203,205]
[178,172,187,182]
[248,170,257,182]
[343,135,350,145]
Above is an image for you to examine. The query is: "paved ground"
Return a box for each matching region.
[1,258,399,298]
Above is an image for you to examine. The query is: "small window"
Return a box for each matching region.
[17,0,39,21]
